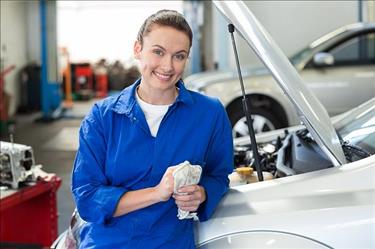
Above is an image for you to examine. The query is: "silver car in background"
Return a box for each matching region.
[185,21,375,137]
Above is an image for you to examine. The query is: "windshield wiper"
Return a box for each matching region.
[335,130,371,162]
[341,141,372,162]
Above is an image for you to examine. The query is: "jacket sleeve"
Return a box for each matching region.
[198,100,234,221]
[71,103,127,224]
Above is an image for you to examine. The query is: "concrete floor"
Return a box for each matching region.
[2,100,96,235]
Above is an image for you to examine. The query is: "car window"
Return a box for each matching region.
[329,32,375,66]
[367,33,375,60]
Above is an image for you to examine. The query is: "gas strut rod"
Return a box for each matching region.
[228,23,263,181]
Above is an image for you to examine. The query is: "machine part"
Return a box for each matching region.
[275,131,332,177]
[0,141,37,189]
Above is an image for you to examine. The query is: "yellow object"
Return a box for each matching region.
[236,166,253,176]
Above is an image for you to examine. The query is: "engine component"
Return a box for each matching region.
[229,166,274,186]
[276,131,332,177]
[0,141,37,189]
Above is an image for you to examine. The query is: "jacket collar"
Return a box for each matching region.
[112,78,194,115]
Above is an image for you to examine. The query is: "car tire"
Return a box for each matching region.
[229,105,284,138]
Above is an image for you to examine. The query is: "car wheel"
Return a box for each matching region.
[230,108,283,138]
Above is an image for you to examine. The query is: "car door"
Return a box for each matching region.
[301,31,375,116]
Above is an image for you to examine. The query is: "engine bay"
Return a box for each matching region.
[233,129,333,184]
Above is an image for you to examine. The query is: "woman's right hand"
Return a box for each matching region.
[154,166,176,202]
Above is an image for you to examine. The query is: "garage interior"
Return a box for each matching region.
[1,1,374,248]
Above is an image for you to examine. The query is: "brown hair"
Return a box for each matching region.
[137,9,193,48]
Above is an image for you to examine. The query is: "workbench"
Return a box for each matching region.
[0,177,61,248]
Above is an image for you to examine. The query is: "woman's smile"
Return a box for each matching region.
[153,71,173,81]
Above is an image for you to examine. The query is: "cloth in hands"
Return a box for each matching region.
[172,161,202,220]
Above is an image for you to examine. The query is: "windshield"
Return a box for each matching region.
[338,106,375,155]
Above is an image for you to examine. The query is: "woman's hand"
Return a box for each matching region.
[173,185,206,212]
[154,166,176,202]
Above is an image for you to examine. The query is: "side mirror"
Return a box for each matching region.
[313,52,334,67]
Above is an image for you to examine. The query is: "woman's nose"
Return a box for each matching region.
[160,56,174,72]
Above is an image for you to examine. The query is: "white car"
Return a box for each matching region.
[197,98,375,248]
[185,19,375,138]
[52,2,374,248]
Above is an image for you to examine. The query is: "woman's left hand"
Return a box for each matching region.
[173,185,206,212]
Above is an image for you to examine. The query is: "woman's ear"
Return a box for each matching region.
[134,41,142,59]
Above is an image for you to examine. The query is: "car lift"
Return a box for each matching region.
[37,0,63,122]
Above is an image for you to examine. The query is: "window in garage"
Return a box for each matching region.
[57,1,183,62]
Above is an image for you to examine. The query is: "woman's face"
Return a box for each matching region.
[134,25,190,93]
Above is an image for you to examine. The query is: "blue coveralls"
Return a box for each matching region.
[72,79,234,248]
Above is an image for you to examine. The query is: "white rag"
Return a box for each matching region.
[172,161,202,220]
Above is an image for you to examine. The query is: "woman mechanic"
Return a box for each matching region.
[72,9,233,249]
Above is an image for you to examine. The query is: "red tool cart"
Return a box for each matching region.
[70,63,94,100]
[95,73,108,98]
[0,176,62,248]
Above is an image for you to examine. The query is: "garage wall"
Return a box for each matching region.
[201,2,214,71]
[26,1,41,64]
[1,0,60,117]
[1,1,28,116]
[367,0,375,22]
[210,1,359,70]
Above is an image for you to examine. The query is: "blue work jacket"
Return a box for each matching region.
[72,79,234,249]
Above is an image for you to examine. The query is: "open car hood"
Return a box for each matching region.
[213,1,346,165]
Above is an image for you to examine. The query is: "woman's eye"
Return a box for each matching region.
[174,54,186,61]
[153,50,163,56]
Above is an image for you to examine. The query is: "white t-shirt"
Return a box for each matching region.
[136,90,171,137]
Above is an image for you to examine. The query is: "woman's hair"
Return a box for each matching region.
[137,9,193,48]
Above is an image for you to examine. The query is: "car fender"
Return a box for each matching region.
[197,230,331,248]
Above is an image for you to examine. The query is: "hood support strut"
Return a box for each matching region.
[228,24,264,181]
